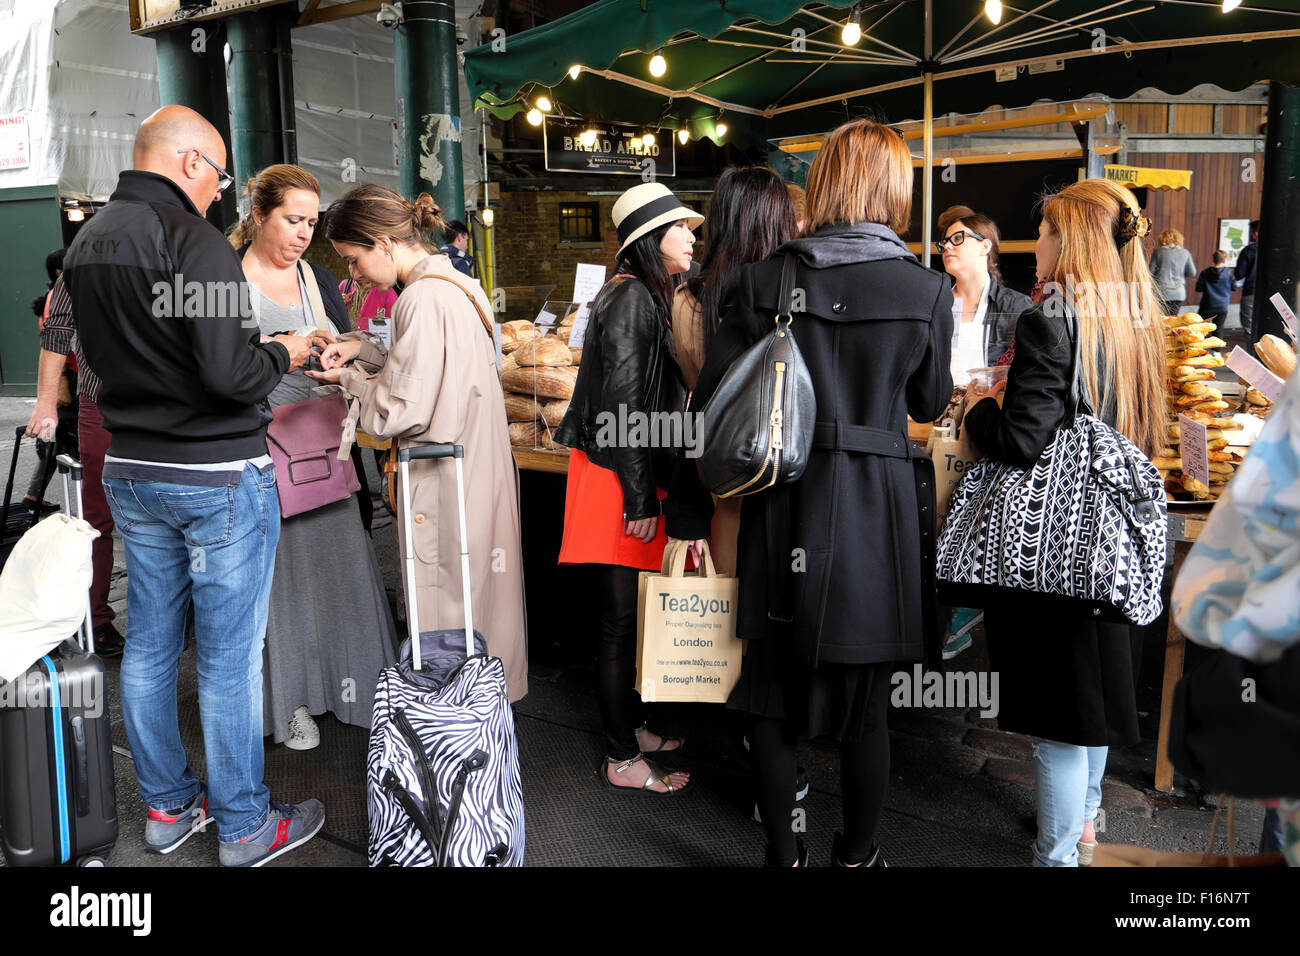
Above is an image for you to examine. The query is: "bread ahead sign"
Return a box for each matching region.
[544,117,675,177]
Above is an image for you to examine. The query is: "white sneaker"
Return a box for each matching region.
[286,706,320,751]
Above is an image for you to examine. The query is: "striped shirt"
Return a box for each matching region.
[39,274,102,403]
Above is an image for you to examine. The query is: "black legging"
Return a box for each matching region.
[751,700,891,866]
[596,564,644,760]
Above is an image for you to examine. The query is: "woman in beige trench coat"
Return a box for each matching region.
[309,185,527,702]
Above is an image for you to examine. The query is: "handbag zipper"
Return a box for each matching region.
[392,709,446,843]
[721,361,787,498]
[437,749,489,866]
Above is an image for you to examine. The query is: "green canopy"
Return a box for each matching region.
[463,0,1300,255]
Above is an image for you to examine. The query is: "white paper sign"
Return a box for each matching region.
[1178,413,1211,489]
[493,320,503,370]
[568,313,591,350]
[573,263,607,307]
[1270,292,1299,341]
[1226,345,1285,402]
[534,309,558,328]
[370,317,392,351]
[0,114,31,170]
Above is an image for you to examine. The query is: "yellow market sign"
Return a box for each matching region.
[1104,164,1192,191]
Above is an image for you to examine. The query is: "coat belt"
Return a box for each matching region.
[812,421,913,459]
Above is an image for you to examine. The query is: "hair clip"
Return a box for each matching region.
[1117,207,1152,243]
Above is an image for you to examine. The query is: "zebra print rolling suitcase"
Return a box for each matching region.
[366,443,524,867]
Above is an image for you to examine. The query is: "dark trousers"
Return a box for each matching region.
[25,372,79,502]
[77,396,116,629]
[596,564,644,760]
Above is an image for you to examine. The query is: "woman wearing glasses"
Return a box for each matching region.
[936,205,1030,378]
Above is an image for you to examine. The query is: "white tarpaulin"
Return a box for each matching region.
[0,0,487,210]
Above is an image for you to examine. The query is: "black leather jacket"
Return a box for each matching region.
[554,275,687,521]
[981,276,1032,366]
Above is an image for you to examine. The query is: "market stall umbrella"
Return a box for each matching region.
[464,0,1300,260]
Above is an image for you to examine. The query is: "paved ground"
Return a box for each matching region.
[0,395,1268,867]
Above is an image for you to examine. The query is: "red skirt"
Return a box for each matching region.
[558,449,676,570]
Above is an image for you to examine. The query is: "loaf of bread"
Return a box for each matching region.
[500,320,538,353]
[555,325,571,345]
[500,365,579,400]
[500,350,520,372]
[1257,334,1297,380]
[569,347,583,365]
[508,421,545,447]
[541,399,570,428]
[503,393,543,422]
[514,335,573,368]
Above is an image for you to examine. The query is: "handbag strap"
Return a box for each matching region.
[297,260,332,334]
[776,253,798,323]
[416,273,496,341]
[1063,307,1095,425]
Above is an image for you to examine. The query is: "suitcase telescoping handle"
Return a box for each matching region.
[397,445,473,671]
[55,454,95,655]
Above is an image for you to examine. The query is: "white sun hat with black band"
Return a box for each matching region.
[612,182,704,259]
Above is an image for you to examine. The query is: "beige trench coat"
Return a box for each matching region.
[340,254,527,701]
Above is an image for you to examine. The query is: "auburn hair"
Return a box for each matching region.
[323,184,443,252]
[805,119,912,234]
[1157,228,1184,247]
[1041,178,1167,458]
[228,164,320,248]
[937,204,1003,282]
[785,182,807,228]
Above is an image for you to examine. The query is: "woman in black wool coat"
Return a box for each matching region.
[667,119,953,867]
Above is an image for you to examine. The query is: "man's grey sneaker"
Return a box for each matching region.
[145,784,212,854]
[218,799,325,868]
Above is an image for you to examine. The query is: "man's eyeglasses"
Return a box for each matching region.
[177,148,234,193]
[935,229,985,254]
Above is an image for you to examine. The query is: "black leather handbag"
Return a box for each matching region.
[695,254,817,497]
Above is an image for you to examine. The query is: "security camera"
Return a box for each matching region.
[377,2,404,29]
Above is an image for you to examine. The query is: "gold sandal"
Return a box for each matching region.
[598,754,685,795]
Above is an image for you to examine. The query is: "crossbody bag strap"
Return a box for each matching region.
[1062,306,1094,426]
[297,259,332,333]
[415,273,495,341]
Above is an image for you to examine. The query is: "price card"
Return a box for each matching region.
[573,263,606,307]
[568,312,591,350]
[1226,345,1285,402]
[370,317,392,351]
[1269,292,1299,341]
[1178,413,1211,489]
[533,308,558,328]
[493,320,503,370]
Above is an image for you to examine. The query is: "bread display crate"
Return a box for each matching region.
[498,298,585,469]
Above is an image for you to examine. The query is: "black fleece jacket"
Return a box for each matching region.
[64,171,290,462]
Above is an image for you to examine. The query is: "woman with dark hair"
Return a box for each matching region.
[672,167,798,576]
[312,183,528,704]
[554,183,704,794]
[230,165,397,751]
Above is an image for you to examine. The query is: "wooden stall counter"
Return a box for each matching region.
[513,447,570,474]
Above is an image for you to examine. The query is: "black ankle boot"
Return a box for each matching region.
[831,832,887,867]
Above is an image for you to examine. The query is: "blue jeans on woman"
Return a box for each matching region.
[103,462,280,843]
[1031,738,1107,866]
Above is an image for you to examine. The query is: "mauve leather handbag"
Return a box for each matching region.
[266,393,361,518]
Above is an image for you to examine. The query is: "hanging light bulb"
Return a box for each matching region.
[842,5,862,46]
[568,64,581,80]
[535,95,552,112]
[649,52,667,77]
[482,207,494,228]
[581,127,599,148]
[985,0,1003,24]
[1222,0,1242,9]
[66,207,85,222]
[526,108,543,126]
[642,131,655,148]
[677,127,689,145]
[716,122,728,138]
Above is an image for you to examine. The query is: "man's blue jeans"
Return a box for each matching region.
[104,463,279,843]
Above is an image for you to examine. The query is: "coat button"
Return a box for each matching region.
[414,513,426,524]
[832,302,846,313]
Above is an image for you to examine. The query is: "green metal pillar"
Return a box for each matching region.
[395,0,465,221]
[153,23,236,230]
[1254,80,1300,343]
[227,7,295,191]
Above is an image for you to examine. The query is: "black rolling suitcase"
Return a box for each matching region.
[1,426,43,571]
[0,454,117,866]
